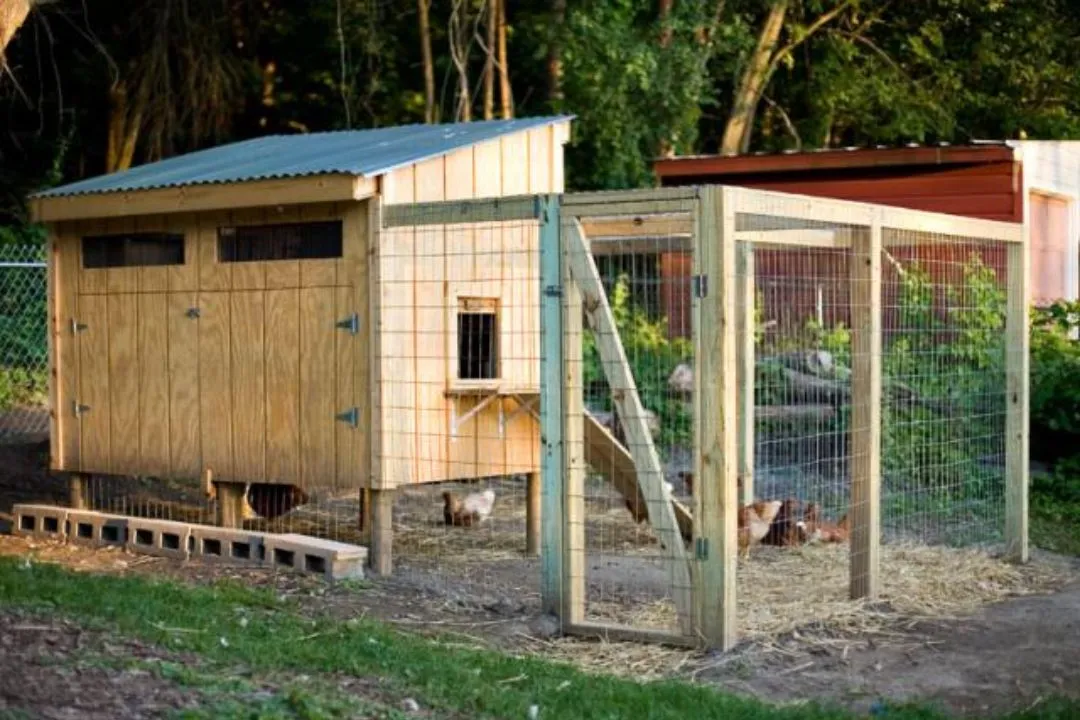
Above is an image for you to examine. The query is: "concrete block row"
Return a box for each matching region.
[11,504,367,581]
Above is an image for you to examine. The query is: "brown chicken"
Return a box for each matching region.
[737,499,782,558]
[803,503,850,543]
[245,483,309,521]
[762,498,807,547]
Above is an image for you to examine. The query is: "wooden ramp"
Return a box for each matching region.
[583,413,693,544]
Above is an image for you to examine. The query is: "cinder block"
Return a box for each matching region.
[190,526,267,564]
[125,518,192,560]
[13,504,68,541]
[65,510,130,548]
[262,533,367,581]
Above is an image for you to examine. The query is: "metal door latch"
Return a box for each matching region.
[335,407,360,428]
[186,307,201,319]
[336,313,360,335]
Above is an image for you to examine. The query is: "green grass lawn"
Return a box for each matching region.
[0,557,1077,720]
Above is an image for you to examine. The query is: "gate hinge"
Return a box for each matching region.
[543,285,562,298]
[692,275,708,299]
[72,401,90,418]
[695,537,709,560]
[335,407,360,428]
[70,318,87,334]
[336,313,360,335]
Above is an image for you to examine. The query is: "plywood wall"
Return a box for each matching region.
[49,200,370,491]
[376,122,569,488]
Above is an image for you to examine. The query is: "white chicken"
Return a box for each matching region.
[443,488,496,527]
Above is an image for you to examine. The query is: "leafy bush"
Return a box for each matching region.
[0,367,48,410]
[581,274,692,448]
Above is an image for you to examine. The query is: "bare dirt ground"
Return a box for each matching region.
[1,434,1079,717]
[2,533,1079,717]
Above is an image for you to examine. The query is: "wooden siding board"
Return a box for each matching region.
[54,230,81,470]
[230,290,266,481]
[300,203,341,287]
[77,293,110,472]
[167,291,201,478]
[229,208,268,290]
[137,292,171,477]
[265,206,302,289]
[198,291,232,478]
[107,294,140,474]
[264,288,301,485]
[300,286,337,488]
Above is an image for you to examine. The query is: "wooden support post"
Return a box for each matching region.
[358,487,372,544]
[693,186,739,650]
[561,215,586,625]
[370,488,394,576]
[68,473,90,510]
[849,222,882,600]
[215,481,248,530]
[1005,241,1030,563]
[736,243,755,507]
[540,196,566,615]
[526,472,541,557]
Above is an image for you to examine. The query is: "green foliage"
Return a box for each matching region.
[0,368,48,411]
[582,274,691,448]
[1030,301,1080,444]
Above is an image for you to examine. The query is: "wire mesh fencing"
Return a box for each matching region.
[0,243,49,444]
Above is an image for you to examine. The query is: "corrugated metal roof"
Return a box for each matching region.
[32,116,573,199]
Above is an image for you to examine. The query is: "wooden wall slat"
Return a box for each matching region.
[229,208,268,290]
[198,291,233,478]
[106,217,140,295]
[169,214,199,292]
[77,220,109,294]
[334,285,357,488]
[300,203,341,287]
[265,206,301,289]
[107,294,140,474]
[77,293,110,472]
[300,287,336,487]
[136,215,170,293]
[167,291,201,478]
[137,292,171,476]
[265,288,300,484]
[54,231,81,470]
[198,214,231,291]
[230,291,266,481]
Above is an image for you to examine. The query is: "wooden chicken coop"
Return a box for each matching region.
[29,116,572,573]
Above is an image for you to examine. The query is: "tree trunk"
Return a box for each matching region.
[658,0,674,47]
[720,0,788,155]
[483,0,497,119]
[106,81,143,173]
[546,0,566,110]
[0,0,32,64]
[496,0,513,119]
[449,0,471,122]
[418,0,436,123]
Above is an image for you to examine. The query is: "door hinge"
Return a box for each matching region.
[72,401,90,418]
[695,537,709,560]
[692,275,708,299]
[335,407,360,428]
[543,285,562,298]
[336,313,360,335]
[70,318,87,334]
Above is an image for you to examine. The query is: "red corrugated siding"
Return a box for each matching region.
[655,161,1021,337]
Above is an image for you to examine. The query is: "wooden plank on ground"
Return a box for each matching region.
[565,219,692,622]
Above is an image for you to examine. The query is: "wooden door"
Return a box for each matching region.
[1030,193,1071,305]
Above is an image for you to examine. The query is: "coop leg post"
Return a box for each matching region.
[736,242,756,507]
[526,472,541,557]
[370,488,394,576]
[215,482,247,529]
[68,473,90,510]
[358,487,372,544]
[850,221,882,600]
[1005,241,1030,563]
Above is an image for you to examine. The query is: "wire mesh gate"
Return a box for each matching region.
[0,244,49,444]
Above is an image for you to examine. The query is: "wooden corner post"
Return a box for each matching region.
[693,186,739,650]
[849,220,882,599]
[736,242,755,507]
[1005,238,1030,563]
[539,195,571,616]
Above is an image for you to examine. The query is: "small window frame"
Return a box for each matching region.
[217,220,343,264]
[81,232,186,269]
[450,294,501,390]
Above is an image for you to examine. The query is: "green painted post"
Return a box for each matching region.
[539,194,565,616]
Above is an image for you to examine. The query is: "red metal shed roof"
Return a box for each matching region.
[653,142,1017,180]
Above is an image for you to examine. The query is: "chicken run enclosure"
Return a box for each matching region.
[26,180,1028,651]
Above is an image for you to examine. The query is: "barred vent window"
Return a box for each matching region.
[218,221,343,263]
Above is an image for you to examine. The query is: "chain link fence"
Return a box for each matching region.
[0,244,49,443]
